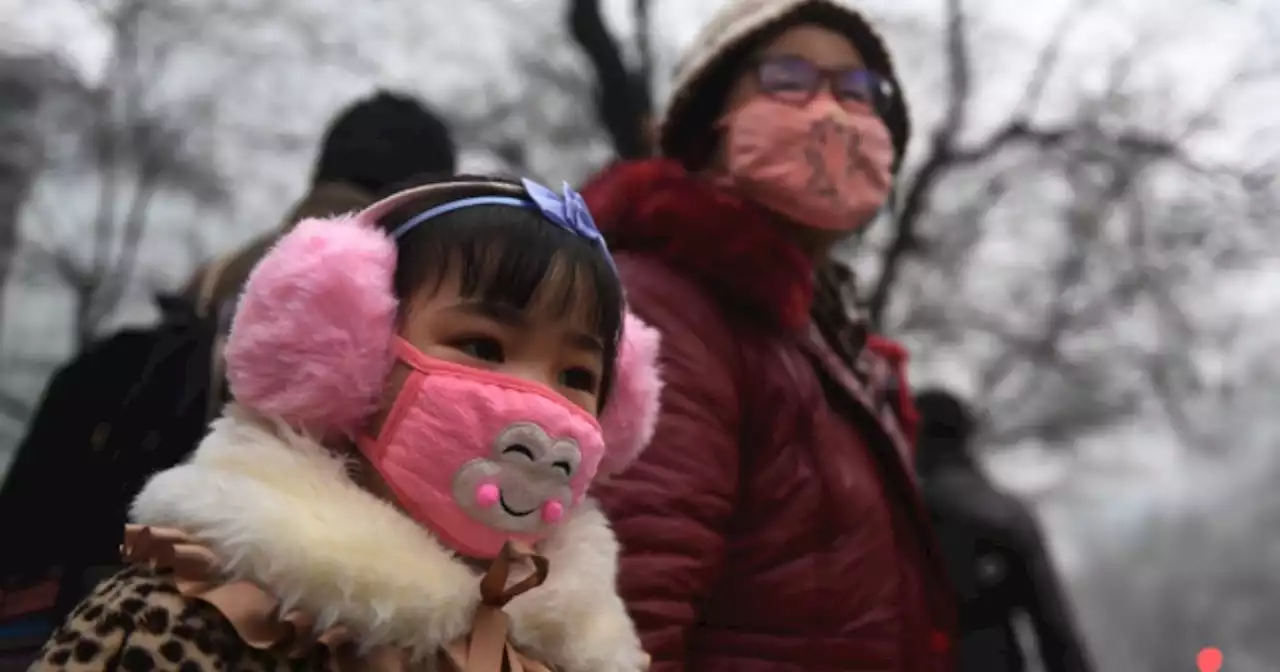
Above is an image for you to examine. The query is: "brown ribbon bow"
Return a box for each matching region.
[121,526,556,671]
[439,541,552,672]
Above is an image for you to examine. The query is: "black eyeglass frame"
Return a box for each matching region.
[750,54,897,118]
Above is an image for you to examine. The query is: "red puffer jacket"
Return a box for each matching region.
[584,160,954,672]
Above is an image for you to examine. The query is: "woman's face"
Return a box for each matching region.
[712,24,876,258]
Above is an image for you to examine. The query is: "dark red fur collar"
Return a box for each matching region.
[581,159,813,330]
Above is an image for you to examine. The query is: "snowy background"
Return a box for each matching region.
[2,0,1279,668]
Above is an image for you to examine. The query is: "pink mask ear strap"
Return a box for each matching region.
[391,336,433,370]
[362,363,426,460]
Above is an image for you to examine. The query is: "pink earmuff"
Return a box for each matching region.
[223,216,397,435]
[224,190,662,476]
[596,310,661,476]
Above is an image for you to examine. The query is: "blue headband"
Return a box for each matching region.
[389,178,616,273]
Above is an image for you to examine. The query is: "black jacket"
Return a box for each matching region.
[922,464,1095,672]
[0,295,225,645]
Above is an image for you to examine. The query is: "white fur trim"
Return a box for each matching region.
[131,405,644,671]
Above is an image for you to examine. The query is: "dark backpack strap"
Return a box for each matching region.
[193,255,236,424]
[192,253,232,321]
[204,299,236,424]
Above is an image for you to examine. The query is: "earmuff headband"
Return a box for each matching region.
[366,178,617,274]
[389,196,530,240]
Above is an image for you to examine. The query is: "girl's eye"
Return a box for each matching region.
[558,367,598,393]
[453,337,505,363]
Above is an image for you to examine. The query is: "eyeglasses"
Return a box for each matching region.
[753,54,896,116]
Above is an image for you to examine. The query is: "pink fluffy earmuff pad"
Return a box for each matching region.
[597,312,663,476]
[224,216,398,435]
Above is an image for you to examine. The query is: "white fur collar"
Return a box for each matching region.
[131,405,645,672]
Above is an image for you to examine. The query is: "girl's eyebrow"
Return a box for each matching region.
[455,300,603,353]
[456,300,527,327]
[569,332,605,354]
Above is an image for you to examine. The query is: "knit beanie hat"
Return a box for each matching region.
[659,0,911,170]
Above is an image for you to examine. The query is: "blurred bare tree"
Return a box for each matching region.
[445,0,653,182]
[568,0,654,160]
[10,0,389,351]
[873,0,1278,452]
[0,54,64,348]
[554,0,1278,454]
[17,0,229,348]
[0,54,83,422]
[0,0,446,439]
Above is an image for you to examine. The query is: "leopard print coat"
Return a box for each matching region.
[35,564,310,671]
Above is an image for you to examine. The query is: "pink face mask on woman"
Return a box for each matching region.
[719,94,895,231]
[357,337,607,559]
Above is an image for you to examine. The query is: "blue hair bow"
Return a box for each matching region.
[521,178,616,274]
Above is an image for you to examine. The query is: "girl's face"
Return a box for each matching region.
[397,262,607,417]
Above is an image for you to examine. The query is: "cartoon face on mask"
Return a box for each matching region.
[451,422,582,531]
[358,338,606,559]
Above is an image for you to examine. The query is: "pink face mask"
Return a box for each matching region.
[358,337,606,559]
[719,94,895,231]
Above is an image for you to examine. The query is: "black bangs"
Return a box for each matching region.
[384,198,625,402]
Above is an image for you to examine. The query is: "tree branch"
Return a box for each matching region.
[633,0,655,146]
[0,389,30,422]
[568,0,651,159]
[633,0,653,94]
[973,161,1142,407]
[92,166,159,329]
[866,0,1095,327]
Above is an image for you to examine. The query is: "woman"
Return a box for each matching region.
[582,0,954,669]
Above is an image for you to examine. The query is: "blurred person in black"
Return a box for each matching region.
[915,388,1095,672]
[0,90,457,666]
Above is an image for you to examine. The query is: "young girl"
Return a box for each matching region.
[33,176,662,671]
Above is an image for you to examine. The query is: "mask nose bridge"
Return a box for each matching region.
[807,91,848,121]
[503,361,559,394]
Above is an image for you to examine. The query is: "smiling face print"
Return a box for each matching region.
[451,422,581,532]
